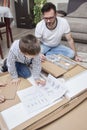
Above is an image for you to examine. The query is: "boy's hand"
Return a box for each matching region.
[0,95,5,103]
[35,79,46,86]
[40,54,46,62]
[11,78,21,86]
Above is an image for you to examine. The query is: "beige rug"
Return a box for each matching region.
[77,52,87,68]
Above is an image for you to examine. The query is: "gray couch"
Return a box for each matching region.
[57,0,87,43]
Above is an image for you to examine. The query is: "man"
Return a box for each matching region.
[35,2,81,61]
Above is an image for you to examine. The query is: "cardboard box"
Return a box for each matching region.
[0,69,87,130]
[0,73,32,112]
[40,99,87,130]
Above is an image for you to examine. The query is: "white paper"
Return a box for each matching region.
[65,70,87,99]
[17,74,67,113]
[17,86,49,113]
[1,103,29,130]
[27,75,36,86]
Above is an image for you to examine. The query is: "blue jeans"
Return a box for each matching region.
[41,44,75,59]
[15,62,31,78]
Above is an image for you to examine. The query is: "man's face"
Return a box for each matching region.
[43,9,56,28]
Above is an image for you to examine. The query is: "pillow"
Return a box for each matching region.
[67,0,87,18]
[57,10,67,17]
[57,3,68,12]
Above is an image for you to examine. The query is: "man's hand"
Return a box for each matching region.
[75,55,82,62]
[40,53,46,62]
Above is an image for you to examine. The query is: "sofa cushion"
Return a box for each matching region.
[67,0,87,18]
[57,3,68,13]
[65,17,87,33]
[71,32,87,43]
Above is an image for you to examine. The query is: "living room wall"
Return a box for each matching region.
[10,0,69,26]
[10,1,16,26]
[47,0,68,9]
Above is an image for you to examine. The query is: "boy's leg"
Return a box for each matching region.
[46,44,75,59]
[15,62,31,78]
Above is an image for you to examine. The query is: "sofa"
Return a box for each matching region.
[57,0,87,43]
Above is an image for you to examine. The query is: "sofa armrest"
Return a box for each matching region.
[57,10,67,17]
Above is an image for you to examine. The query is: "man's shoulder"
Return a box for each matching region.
[57,16,68,23]
[36,19,45,27]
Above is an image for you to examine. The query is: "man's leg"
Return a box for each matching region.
[41,43,51,55]
[15,62,31,78]
[46,44,75,59]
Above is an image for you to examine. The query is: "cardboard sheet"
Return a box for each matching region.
[0,73,17,100]
[42,60,66,77]
[0,84,17,100]
[41,55,77,78]
[63,65,86,79]
[41,99,87,130]
[0,73,32,111]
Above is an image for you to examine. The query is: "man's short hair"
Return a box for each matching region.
[41,2,56,14]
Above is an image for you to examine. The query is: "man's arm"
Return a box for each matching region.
[65,33,76,54]
[65,32,82,61]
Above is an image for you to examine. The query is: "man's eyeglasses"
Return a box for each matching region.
[43,16,55,20]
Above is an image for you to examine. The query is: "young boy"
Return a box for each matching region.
[7,34,45,86]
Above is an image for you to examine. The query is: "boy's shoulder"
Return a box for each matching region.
[36,19,45,28]
[11,39,20,49]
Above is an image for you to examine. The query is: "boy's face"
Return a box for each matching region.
[24,54,36,59]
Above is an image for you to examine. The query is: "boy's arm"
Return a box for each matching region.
[7,51,18,79]
[32,55,41,80]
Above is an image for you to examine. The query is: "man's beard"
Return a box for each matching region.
[46,19,57,30]
[47,22,54,27]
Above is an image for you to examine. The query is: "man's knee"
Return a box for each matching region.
[68,50,75,59]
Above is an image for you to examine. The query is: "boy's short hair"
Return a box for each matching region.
[19,34,40,55]
[41,2,56,14]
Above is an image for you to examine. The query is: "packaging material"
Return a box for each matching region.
[42,54,77,77]
[0,68,87,130]
[0,73,32,112]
